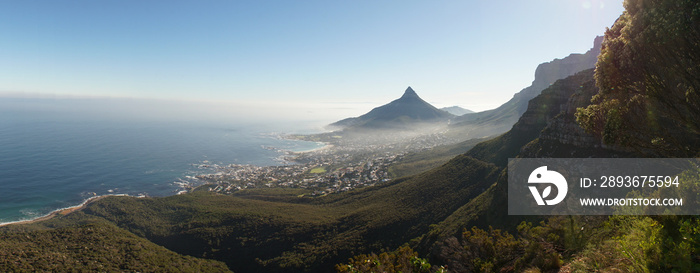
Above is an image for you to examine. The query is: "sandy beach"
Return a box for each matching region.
[295,143,334,154]
[0,195,119,227]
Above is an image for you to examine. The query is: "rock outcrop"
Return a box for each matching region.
[448,36,604,141]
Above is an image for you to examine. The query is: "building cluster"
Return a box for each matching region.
[194,153,402,196]
[190,129,460,196]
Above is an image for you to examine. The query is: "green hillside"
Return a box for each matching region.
[342,1,700,271]
[0,215,230,272]
[466,69,599,167]
[388,136,492,178]
[0,66,637,273]
[0,0,698,272]
[71,153,499,272]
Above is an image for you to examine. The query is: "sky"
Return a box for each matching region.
[0,0,625,117]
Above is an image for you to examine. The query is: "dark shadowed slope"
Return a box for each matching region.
[4,5,700,270]
[0,70,612,273]
[65,70,604,273]
[0,215,230,272]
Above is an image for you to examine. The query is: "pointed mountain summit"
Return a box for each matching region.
[330,87,454,130]
[401,86,419,99]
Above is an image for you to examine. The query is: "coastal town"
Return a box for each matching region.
[193,150,402,196]
[188,129,461,196]
[177,85,479,197]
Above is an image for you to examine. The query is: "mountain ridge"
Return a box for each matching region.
[329,86,454,130]
[440,106,473,116]
[2,2,698,270]
[445,36,603,141]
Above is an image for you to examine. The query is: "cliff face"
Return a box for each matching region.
[464,69,603,167]
[447,36,603,142]
[518,72,607,158]
[423,69,633,269]
[530,36,603,95]
[519,67,634,158]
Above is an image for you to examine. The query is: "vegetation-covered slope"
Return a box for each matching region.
[0,215,230,272]
[341,0,700,272]
[54,153,499,272]
[0,66,623,273]
[388,135,492,178]
[576,0,700,156]
[465,69,599,167]
[0,1,698,272]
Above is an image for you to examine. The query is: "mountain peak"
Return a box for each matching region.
[329,86,454,129]
[401,86,419,99]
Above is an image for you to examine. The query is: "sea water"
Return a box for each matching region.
[0,97,327,224]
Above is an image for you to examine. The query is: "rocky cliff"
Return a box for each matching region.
[447,36,603,142]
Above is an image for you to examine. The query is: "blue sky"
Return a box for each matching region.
[0,0,624,114]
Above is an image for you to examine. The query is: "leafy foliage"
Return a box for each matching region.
[576,0,700,156]
[342,217,598,273]
[380,215,698,273]
[335,246,445,273]
[568,215,700,272]
[51,154,499,272]
[0,217,230,272]
[1,2,698,272]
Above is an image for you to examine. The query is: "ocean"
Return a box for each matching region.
[0,97,328,224]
